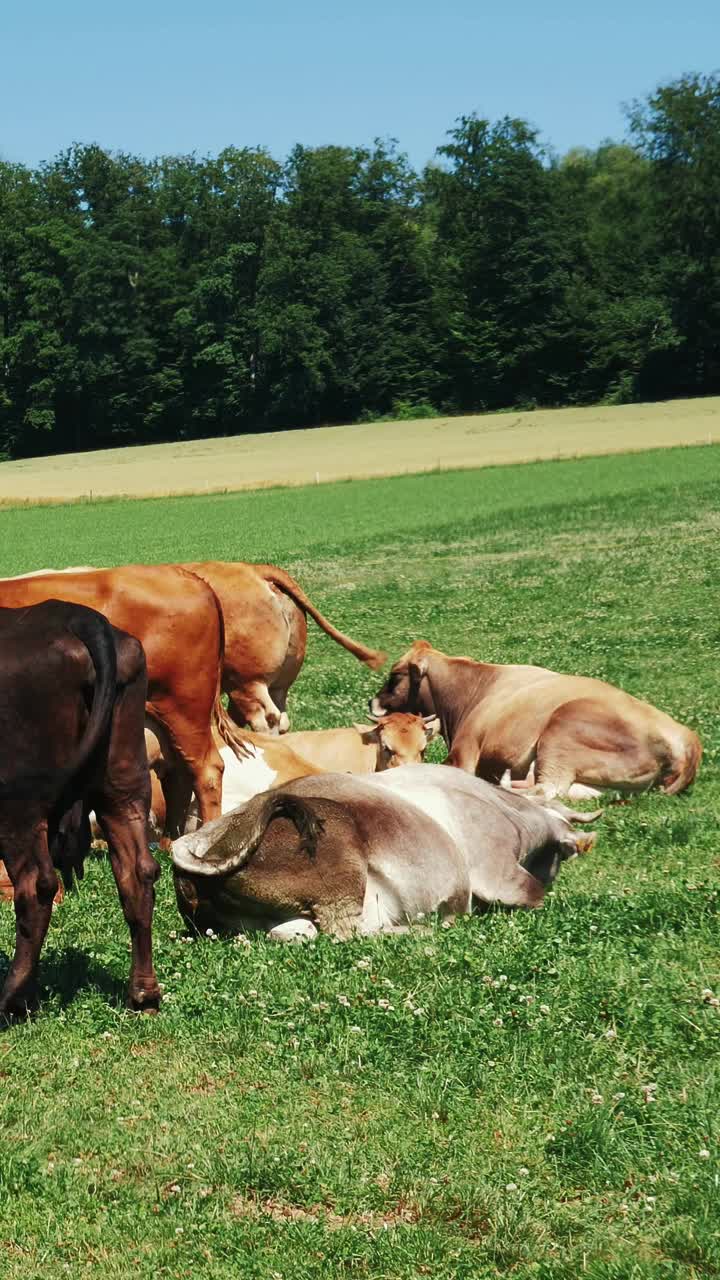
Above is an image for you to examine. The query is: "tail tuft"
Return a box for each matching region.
[213,692,253,759]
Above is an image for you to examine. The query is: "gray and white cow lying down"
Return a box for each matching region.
[171,764,598,940]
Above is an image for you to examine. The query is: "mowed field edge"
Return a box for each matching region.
[0,445,718,1279]
[1,393,719,505]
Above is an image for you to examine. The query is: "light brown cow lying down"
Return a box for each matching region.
[140,711,435,838]
[370,641,702,798]
[274,711,438,773]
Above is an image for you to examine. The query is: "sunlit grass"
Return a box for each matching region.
[0,443,718,1277]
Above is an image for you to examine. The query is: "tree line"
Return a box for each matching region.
[1,73,719,459]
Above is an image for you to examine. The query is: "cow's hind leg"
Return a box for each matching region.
[97,809,161,1010]
[94,644,161,1010]
[227,681,284,734]
[0,825,59,1017]
[268,684,291,734]
[534,699,661,797]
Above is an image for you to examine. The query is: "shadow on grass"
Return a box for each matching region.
[0,944,126,1021]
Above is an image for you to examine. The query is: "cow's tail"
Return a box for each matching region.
[662,729,702,795]
[31,605,119,818]
[172,792,324,878]
[255,564,386,670]
[202,577,253,760]
[63,608,118,780]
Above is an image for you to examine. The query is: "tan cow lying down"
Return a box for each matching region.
[278,711,438,773]
[370,641,702,798]
[141,712,436,838]
[171,764,597,939]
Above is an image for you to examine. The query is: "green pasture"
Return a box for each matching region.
[0,445,718,1278]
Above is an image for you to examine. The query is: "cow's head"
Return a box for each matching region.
[354,710,439,769]
[369,640,436,719]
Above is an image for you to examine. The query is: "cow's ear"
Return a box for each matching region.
[353,722,380,741]
[408,642,429,686]
[423,716,440,741]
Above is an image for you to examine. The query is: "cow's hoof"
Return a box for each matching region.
[0,993,38,1022]
[127,985,162,1013]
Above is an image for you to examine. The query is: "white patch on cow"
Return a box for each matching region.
[148,808,164,840]
[267,919,318,943]
[220,744,277,810]
[184,743,279,830]
[374,772,461,841]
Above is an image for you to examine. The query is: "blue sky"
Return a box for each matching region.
[2,0,718,170]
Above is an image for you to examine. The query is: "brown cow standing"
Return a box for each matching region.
[0,566,244,835]
[185,562,386,732]
[0,600,159,1016]
[370,640,702,798]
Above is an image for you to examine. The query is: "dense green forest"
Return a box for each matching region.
[1,73,719,459]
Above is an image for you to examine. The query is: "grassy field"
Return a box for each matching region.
[0,395,719,504]
[0,445,718,1278]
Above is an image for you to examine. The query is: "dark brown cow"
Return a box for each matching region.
[185,562,386,733]
[370,641,702,798]
[0,600,159,1016]
[0,566,246,835]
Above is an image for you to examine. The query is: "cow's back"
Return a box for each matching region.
[0,565,220,696]
[475,666,687,749]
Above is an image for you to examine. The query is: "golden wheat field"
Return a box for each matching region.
[1,396,719,505]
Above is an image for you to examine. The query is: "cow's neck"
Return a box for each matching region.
[426,656,496,744]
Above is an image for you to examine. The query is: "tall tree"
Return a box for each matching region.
[629,73,720,397]
[425,115,568,412]
[256,141,432,425]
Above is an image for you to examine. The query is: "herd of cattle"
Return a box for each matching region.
[0,561,702,1017]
